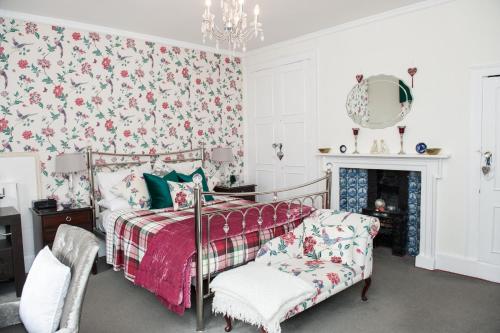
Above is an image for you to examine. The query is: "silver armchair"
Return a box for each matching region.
[0,224,99,333]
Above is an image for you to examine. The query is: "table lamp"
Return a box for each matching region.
[55,153,86,209]
[211,147,234,186]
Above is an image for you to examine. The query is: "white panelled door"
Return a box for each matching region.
[479,76,500,266]
[247,57,316,201]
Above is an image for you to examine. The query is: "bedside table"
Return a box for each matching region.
[213,184,257,201]
[31,206,93,253]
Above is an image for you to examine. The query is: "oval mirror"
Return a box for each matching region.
[346,74,413,129]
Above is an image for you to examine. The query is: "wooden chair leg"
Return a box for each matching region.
[361,277,372,301]
[224,315,233,332]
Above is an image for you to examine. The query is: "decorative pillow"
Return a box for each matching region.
[177,167,214,201]
[153,159,202,176]
[19,246,71,333]
[111,164,152,209]
[303,224,355,264]
[98,197,131,211]
[167,181,196,211]
[143,171,179,209]
[96,169,129,201]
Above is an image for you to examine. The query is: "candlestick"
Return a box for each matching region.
[398,126,406,154]
[352,128,360,154]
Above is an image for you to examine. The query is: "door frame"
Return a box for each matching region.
[467,63,500,264]
[243,50,319,185]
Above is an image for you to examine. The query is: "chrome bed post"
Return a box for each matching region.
[194,174,205,332]
[324,163,333,209]
[86,146,96,229]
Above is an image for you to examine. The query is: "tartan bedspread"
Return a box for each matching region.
[109,196,312,282]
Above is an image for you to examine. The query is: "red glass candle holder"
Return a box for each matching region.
[398,126,406,154]
[352,128,360,154]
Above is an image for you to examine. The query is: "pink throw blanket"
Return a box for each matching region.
[134,203,311,314]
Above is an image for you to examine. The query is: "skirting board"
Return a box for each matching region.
[435,253,500,283]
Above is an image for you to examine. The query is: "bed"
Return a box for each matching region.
[86,146,332,332]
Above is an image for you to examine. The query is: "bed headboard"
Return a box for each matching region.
[86,145,205,231]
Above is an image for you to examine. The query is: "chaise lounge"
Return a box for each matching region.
[212,209,380,333]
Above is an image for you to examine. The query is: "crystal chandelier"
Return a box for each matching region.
[201,0,264,52]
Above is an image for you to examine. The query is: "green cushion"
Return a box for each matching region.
[177,168,214,201]
[143,171,179,209]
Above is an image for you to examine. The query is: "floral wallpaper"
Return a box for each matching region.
[0,17,244,204]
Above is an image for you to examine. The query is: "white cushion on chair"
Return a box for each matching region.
[20,246,71,333]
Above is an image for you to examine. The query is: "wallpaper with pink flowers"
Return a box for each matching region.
[0,17,244,205]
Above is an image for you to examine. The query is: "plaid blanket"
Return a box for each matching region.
[110,196,312,282]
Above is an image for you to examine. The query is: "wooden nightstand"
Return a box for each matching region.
[213,184,257,202]
[31,206,93,253]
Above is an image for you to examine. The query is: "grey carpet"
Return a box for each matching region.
[79,248,500,333]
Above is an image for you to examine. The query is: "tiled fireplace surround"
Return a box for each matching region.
[339,168,421,256]
[318,153,450,270]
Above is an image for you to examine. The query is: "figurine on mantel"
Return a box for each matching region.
[370,139,390,154]
[370,140,379,154]
[380,139,390,154]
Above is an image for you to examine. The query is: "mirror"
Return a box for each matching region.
[346,74,413,129]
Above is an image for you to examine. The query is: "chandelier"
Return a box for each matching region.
[201,0,264,52]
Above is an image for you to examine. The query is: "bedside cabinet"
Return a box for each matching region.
[31,207,93,253]
[213,184,257,202]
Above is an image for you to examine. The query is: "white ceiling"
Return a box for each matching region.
[0,0,425,51]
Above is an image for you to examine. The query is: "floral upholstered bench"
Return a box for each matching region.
[211,209,380,333]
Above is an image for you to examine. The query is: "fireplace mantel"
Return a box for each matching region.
[317,152,450,271]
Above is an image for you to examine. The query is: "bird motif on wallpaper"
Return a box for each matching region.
[12,38,33,50]
[216,63,221,77]
[148,110,157,126]
[148,52,154,68]
[16,110,36,122]
[2,142,12,152]
[119,112,134,122]
[117,52,131,61]
[106,77,114,94]
[193,63,202,74]
[58,106,67,125]
[158,86,171,95]
[0,69,8,89]
[54,39,64,58]
[70,79,87,89]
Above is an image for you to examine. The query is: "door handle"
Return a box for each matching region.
[482,151,492,175]
[272,143,284,160]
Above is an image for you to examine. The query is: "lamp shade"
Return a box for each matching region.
[55,153,86,173]
[211,147,234,163]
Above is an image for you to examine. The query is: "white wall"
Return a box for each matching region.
[245,0,500,266]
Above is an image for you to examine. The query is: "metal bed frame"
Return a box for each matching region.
[86,145,206,233]
[86,146,332,332]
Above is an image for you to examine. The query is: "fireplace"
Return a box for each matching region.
[339,168,421,256]
[319,153,449,270]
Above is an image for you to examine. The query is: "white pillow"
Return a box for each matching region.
[20,246,71,333]
[98,197,131,211]
[111,164,152,209]
[96,169,129,201]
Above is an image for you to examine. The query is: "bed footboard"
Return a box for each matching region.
[193,164,333,331]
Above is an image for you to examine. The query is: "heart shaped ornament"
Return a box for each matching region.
[356,74,364,83]
[408,67,417,87]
